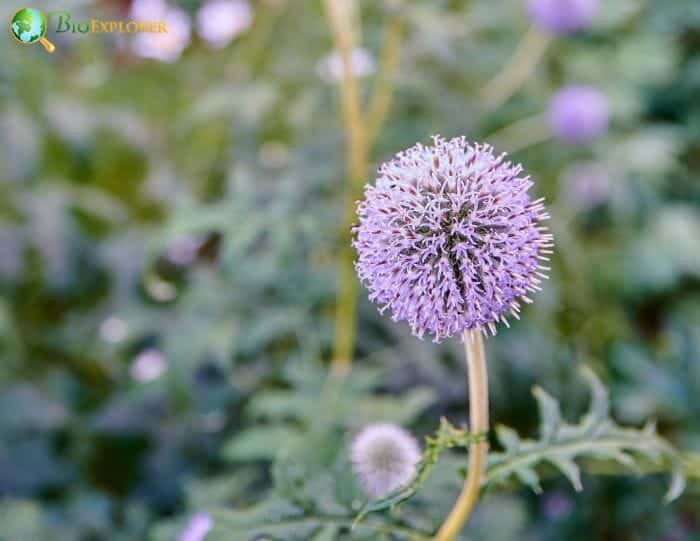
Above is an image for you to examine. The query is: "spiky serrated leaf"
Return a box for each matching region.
[222,425,303,461]
[548,456,583,492]
[515,466,543,494]
[532,385,562,443]
[495,424,520,454]
[206,499,318,541]
[487,366,687,499]
[665,468,687,503]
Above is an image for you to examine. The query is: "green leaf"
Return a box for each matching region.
[0,500,48,541]
[222,425,303,461]
[487,366,688,501]
[310,524,339,541]
[207,498,318,541]
[531,385,562,443]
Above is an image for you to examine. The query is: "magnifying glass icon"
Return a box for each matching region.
[10,7,56,53]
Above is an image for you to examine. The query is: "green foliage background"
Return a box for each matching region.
[0,0,699,539]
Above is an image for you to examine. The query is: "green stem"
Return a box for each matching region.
[323,0,404,377]
[366,12,405,144]
[322,0,368,377]
[480,26,552,109]
[434,330,490,540]
[485,113,551,154]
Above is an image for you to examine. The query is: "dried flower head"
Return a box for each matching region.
[527,0,598,35]
[548,85,609,143]
[353,136,552,341]
[350,423,421,499]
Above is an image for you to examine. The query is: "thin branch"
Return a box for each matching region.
[323,0,369,376]
[480,27,552,110]
[485,113,551,153]
[366,11,405,144]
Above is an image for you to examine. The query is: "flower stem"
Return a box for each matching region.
[323,0,368,377]
[434,329,489,541]
[485,113,551,154]
[323,0,404,377]
[366,12,404,145]
[480,26,552,110]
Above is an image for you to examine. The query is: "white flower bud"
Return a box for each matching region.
[350,423,421,499]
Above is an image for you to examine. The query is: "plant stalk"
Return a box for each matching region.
[366,13,404,145]
[323,0,404,376]
[434,329,489,540]
[480,26,551,110]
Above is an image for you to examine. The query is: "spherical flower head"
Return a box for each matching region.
[527,0,598,35]
[350,423,421,499]
[548,85,609,144]
[353,136,552,341]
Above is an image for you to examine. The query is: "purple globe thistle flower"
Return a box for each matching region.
[548,85,609,144]
[353,136,552,341]
[527,0,598,35]
[350,423,421,499]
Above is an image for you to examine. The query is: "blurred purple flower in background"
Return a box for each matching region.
[316,48,376,83]
[179,512,213,541]
[353,136,552,340]
[166,235,205,266]
[542,491,573,520]
[561,161,612,211]
[527,0,598,35]
[130,0,166,20]
[100,316,129,343]
[350,423,421,498]
[196,0,253,49]
[130,349,168,382]
[131,0,191,63]
[548,85,609,143]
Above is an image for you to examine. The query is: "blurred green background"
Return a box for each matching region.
[1,0,699,539]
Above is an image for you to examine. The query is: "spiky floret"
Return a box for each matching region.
[350,423,421,499]
[353,136,552,341]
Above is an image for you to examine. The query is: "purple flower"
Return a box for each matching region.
[196,0,253,49]
[131,2,191,63]
[548,85,609,144]
[527,0,598,35]
[353,136,552,341]
[561,161,611,210]
[542,491,573,520]
[350,423,421,498]
[179,512,213,541]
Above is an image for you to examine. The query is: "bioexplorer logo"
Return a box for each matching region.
[10,6,168,53]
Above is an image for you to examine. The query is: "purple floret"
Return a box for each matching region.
[353,136,552,341]
[548,85,609,144]
[527,0,598,35]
